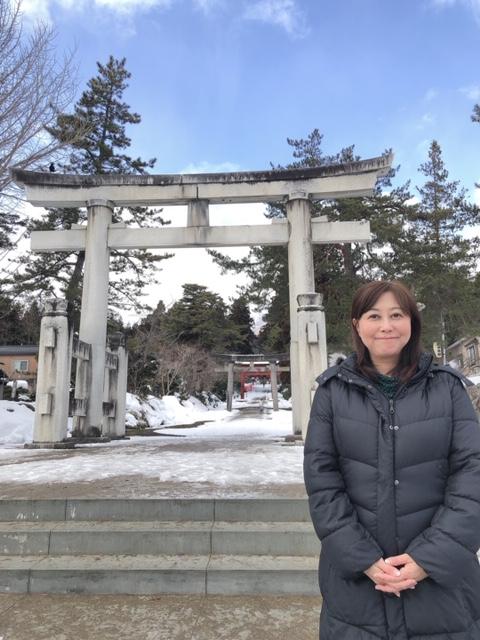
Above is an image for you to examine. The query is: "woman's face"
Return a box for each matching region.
[353,291,412,367]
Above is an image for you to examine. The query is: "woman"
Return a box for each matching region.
[303,280,480,640]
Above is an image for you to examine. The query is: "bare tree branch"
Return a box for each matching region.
[0,0,81,246]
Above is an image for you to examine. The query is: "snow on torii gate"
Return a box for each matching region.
[13,155,392,438]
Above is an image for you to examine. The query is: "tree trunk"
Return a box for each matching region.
[65,251,85,329]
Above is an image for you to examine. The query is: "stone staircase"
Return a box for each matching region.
[0,498,320,595]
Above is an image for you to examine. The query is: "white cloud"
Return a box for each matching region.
[415,112,436,130]
[423,88,438,102]
[20,0,178,22]
[21,0,53,21]
[429,0,480,23]
[94,0,172,14]
[192,0,222,13]
[243,0,309,38]
[180,160,242,174]
[460,84,480,100]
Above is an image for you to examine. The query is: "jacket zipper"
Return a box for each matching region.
[389,398,395,415]
[389,398,400,493]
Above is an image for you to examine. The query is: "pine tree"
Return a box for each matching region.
[210,129,413,353]
[163,283,233,353]
[0,294,42,344]
[126,301,166,396]
[226,295,256,354]
[400,140,480,351]
[6,57,170,326]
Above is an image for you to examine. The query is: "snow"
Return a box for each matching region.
[468,375,480,386]
[0,410,300,488]
[0,390,300,491]
[0,393,226,446]
[125,392,225,428]
[6,380,28,390]
[0,401,35,445]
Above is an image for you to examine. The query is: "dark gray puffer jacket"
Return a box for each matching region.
[303,353,480,640]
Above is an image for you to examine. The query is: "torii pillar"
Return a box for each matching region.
[286,192,315,434]
[74,199,113,433]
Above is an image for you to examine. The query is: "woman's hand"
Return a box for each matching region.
[364,556,420,597]
[383,553,428,587]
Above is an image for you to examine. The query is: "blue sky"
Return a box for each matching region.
[22,0,480,192]
[19,0,480,311]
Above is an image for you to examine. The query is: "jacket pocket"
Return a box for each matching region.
[322,563,384,627]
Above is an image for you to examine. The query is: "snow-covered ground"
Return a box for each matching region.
[0,401,36,445]
[0,389,301,491]
[0,386,290,446]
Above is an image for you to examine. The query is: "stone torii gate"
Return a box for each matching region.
[13,155,392,438]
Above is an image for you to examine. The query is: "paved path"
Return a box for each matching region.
[0,404,304,500]
[0,594,321,640]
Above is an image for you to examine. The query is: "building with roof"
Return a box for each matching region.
[0,346,38,390]
[446,336,480,377]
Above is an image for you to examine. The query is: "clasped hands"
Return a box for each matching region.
[364,554,428,598]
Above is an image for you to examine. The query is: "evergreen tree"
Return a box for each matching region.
[472,102,480,189]
[211,129,413,353]
[6,56,170,326]
[127,300,166,395]
[226,295,256,354]
[162,283,233,352]
[0,294,42,344]
[400,140,480,351]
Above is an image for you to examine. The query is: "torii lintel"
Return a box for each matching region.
[12,153,393,207]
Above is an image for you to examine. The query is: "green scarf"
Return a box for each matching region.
[375,373,400,399]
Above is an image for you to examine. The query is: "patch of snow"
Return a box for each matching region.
[6,380,29,390]
[0,401,34,445]
[0,411,301,487]
[125,393,225,429]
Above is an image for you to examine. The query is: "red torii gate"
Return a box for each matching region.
[215,354,289,411]
[239,368,272,399]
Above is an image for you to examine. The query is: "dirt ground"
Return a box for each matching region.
[0,594,322,640]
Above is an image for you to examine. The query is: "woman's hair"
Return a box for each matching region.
[351,280,423,382]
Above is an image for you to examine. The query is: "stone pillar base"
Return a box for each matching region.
[24,441,76,449]
[24,436,113,449]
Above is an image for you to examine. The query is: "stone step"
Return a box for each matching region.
[0,498,310,523]
[0,554,319,595]
[0,520,320,557]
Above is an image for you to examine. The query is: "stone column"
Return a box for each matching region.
[31,299,70,446]
[297,293,328,439]
[102,344,116,436]
[115,340,128,437]
[76,199,113,434]
[286,193,315,435]
[187,200,209,227]
[270,361,279,411]
[227,361,234,411]
[105,332,128,438]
